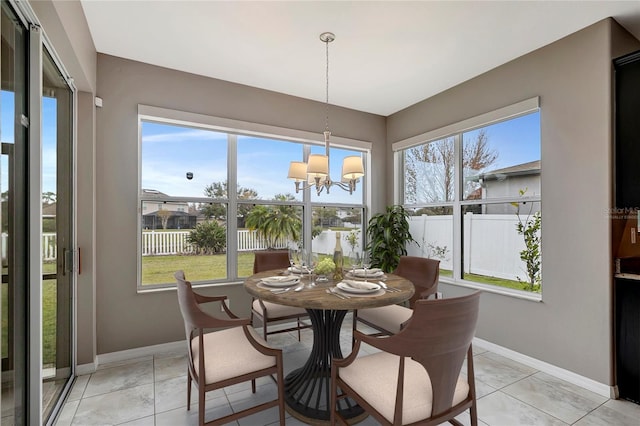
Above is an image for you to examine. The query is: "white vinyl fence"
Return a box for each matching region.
[140,229,362,257]
[407,213,535,281]
[2,233,58,262]
[140,229,290,256]
[14,215,531,281]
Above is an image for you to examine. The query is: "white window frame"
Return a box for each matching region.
[137,105,370,291]
[393,97,542,301]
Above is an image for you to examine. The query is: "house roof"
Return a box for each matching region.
[480,160,541,181]
[42,202,56,218]
[141,189,170,199]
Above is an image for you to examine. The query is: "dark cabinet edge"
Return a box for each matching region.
[614,49,640,68]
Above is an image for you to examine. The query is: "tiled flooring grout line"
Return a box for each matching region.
[152,355,157,425]
[569,399,609,426]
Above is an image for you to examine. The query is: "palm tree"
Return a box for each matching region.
[246,194,301,248]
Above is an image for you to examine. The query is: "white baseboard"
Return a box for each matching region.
[473,337,613,398]
[76,362,97,376]
[76,335,614,399]
[76,340,186,375]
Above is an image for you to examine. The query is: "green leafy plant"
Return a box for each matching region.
[425,241,449,261]
[366,205,417,272]
[346,229,360,253]
[512,189,542,292]
[186,221,226,254]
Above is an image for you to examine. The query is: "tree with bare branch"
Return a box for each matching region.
[404,129,497,204]
[157,208,172,230]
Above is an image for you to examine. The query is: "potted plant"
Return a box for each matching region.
[366,205,417,272]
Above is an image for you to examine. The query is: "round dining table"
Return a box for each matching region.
[244,269,414,425]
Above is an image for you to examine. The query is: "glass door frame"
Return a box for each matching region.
[7,1,78,423]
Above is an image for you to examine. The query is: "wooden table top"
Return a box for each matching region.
[244,269,414,310]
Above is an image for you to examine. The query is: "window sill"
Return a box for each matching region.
[439,277,542,302]
[136,280,244,294]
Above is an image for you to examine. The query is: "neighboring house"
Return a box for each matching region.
[42,202,57,232]
[473,160,541,214]
[141,189,197,229]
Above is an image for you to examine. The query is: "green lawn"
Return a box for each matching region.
[142,252,345,286]
[2,263,57,367]
[142,254,539,293]
[440,268,540,293]
[142,252,255,285]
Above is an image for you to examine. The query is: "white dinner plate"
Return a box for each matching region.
[260,276,301,288]
[337,281,381,294]
[348,269,384,278]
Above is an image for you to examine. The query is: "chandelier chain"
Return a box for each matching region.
[287,31,363,196]
[325,36,330,132]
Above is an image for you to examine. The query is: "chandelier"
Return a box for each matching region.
[287,32,364,195]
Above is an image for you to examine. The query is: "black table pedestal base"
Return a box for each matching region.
[284,309,365,424]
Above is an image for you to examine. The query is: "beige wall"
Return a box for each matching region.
[388,18,640,385]
[94,54,386,354]
[76,91,96,365]
[30,0,96,92]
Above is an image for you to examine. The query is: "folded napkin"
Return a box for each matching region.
[262,276,298,284]
[288,266,305,273]
[352,268,383,276]
[341,280,380,290]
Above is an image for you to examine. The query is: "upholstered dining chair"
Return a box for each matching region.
[331,291,481,426]
[353,256,440,336]
[174,271,285,426]
[250,250,311,341]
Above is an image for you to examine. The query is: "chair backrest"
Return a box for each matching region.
[253,250,290,274]
[393,256,440,307]
[174,271,222,337]
[370,291,480,419]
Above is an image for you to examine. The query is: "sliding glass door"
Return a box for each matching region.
[1,2,29,424]
[41,46,74,423]
[1,1,75,423]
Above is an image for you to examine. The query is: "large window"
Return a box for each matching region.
[397,99,541,295]
[138,109,367,288]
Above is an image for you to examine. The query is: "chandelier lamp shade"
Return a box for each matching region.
[287,32,365,195]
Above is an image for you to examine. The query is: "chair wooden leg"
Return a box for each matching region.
[263,316,268,341]
[277,355,285,426]
[252,378,256,393]
[351,310,358,348]
[470,402,478,426]
[187,372,192,410]
[297,317,301,341]
[330,365,338,426]
[198,384,205,426]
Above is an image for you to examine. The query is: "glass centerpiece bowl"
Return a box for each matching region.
[314,258,336,283]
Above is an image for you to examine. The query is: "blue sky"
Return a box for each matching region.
[141,121,364,204]
[1,91,57,195]
[141,112,539,204]
[2,93,538,202]
[464,111,540,171]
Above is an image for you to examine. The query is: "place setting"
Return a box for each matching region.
[328,279,385,299]
[257,275,303,293]
[345,267,386,279]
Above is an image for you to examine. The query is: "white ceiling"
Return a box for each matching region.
[80,1,640,116]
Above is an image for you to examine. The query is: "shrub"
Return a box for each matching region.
[186,221,226,254]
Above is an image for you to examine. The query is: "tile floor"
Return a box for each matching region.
[55,318,640,426]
